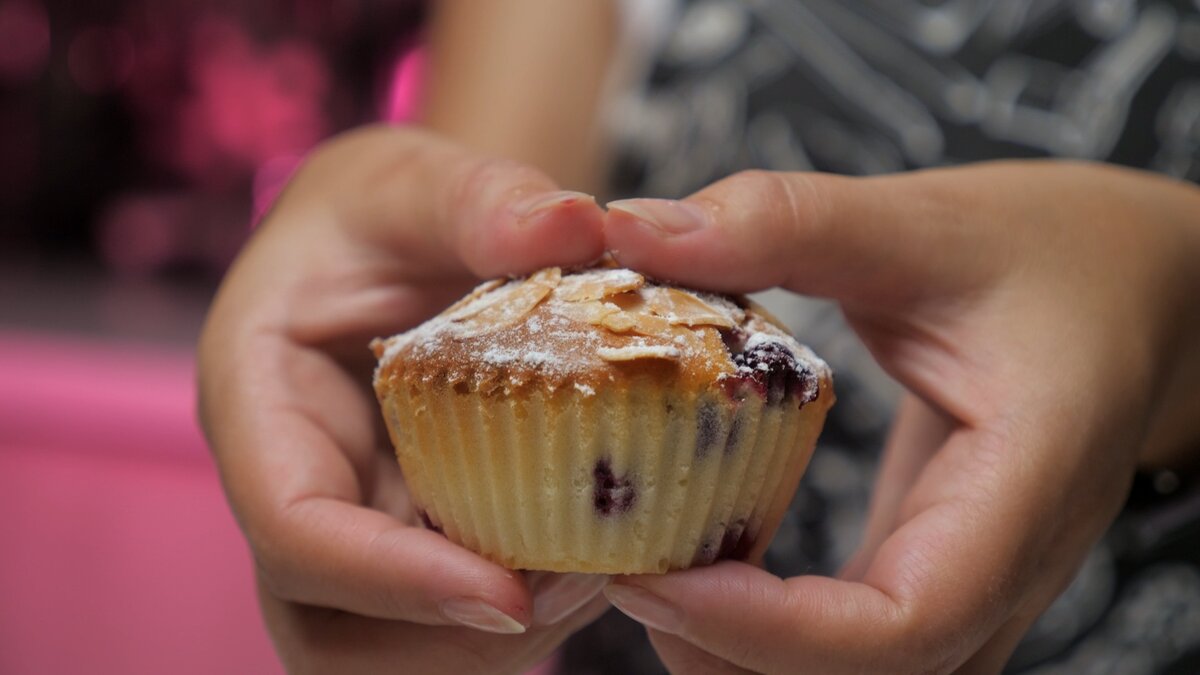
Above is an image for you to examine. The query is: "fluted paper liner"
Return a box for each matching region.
[380,379,830,574]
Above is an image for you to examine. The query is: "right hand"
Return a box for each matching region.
[602,161,1200,673]
[198,126,611,674]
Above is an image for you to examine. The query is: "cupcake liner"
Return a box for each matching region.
[380,378,829,574]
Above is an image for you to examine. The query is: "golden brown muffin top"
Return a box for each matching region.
[372,263,830,398]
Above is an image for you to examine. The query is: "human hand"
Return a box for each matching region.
[601,161,1200,674]
[198,126,611,674]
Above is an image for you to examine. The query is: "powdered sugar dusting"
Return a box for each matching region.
[556,268,644,302]
[743,332,785,354]
[598,344,682,361]
[377,334,413,369]
[481,346,560,367]
[696,292,746,324]
[524,351,555,365]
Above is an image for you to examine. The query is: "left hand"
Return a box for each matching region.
[600,161,1200,674]
[198,126,612,674]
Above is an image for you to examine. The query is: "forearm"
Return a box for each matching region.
[422,0,618,192]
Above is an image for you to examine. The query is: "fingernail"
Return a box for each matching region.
[603,584,683,635]
[532,573,611,626]
[512,190,594,218]
[439,597,527,634]
[606,199,710,234]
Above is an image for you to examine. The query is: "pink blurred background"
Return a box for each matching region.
[0,332,281,674]
[0,2,546,673]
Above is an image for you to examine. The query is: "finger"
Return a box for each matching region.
[262,577,612,675]
[609,563,906,674]
[840,394,953,581]
[204,371,532,631]
[199,339,531,629]
[604,166,1009,304]
[604,431,1048,674]
[647,630,760,675]
[282,125,606,278]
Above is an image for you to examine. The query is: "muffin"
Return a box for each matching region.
[371,263,833,574]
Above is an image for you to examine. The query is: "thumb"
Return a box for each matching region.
[604,166,1005,305]
[605,562,920,674]
[279,125,606,279]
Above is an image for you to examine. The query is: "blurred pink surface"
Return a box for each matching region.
[0,331,283,675]
[0,331,559,675]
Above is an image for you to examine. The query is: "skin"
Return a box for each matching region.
[423,0,617,191]
[602,162,1200,674]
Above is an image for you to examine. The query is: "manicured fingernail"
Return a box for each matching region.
[440,598,527,634]
[532,573,611,626]
[603,584,683,634]
[512,190,594,218]
[606,199,710,234]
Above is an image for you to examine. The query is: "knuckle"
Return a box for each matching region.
[709,169,837,286]
[728,167,775,185]
[770,171,834,237]
[446,156,549,269]
[453,154,537,191]
[887,607,969,675]
[713,168,830,236]
[451,156,552,227]
[270,125,431,222]
[253,547,299,603]
[712,169,780,204]
[720,641,760,673]
[363,530,423,616]
[299,125,394,184]
[247,503,312,605]
[359,132,444,201]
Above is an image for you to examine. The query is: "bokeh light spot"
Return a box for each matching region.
[99,196,178,278]
[68,26,137,93]
[0,0,50,84]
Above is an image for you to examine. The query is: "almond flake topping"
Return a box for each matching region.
[641,287,734,328]
[597,345,682,361]
[449,267,561,335]
[442,278,506,317]
[555,268,645,302]
[599,311,638,333]
[557,299,622,326]
[626,312,673,335]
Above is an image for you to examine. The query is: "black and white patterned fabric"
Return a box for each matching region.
[565,2,1200,672]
